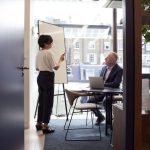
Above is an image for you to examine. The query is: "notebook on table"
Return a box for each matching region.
[89,76,104,89]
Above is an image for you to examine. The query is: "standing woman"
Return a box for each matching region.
[35,35,65,134]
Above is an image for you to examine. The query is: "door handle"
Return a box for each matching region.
[17,66,29,77]
[17,66,29,70]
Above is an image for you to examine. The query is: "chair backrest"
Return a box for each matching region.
[142,79,150,111]
[65,89,79,106]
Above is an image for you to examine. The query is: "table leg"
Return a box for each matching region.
[105,94,109,135]
[105,93,113,135]
[108,93,113,129]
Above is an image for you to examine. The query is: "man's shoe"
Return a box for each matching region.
[95,116,105,125]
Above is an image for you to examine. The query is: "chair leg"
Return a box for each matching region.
[89,110,101,140]
[65,98,102,141]
[86,110,88,126]
[110,126,113,145]
[65,106,75,141]
[65,110,102,141]
[91,111,94,128]
[110,130,112,144]
[86,110,94,128]
[64,106,72,130]
[98,123,102,141]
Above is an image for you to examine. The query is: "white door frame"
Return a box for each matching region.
[24,0,30,129]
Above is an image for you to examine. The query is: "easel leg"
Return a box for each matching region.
[54,83,68,120]
[55,84,59,116]
[63,84,68,120]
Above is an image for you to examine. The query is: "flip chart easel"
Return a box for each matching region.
[34,20,68,120]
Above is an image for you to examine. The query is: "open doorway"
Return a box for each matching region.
[30,0,123,122]
[25,0,124,149]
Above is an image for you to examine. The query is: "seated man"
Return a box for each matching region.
[87,51,123,125]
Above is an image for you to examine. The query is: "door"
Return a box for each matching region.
[0,0,24,149]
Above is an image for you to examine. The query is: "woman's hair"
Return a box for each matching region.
[38,35,53,48]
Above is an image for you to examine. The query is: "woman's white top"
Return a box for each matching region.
[36,49,56,72]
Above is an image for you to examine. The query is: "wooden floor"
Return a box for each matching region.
[24,122,45,150]
[24,76,45,150]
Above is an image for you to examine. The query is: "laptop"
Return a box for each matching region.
[89,76,104,89]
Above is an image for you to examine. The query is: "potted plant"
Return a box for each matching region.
[141,0,150,12]
[142,25,150,43]
[141,0,150,43]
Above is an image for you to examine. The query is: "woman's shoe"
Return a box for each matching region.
[35,124,43,131]
[42,127,55,134]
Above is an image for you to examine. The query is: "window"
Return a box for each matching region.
[67,67,72,76]
[32,2,124,80]
[87,53,96,64]
[74,41,80,49]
